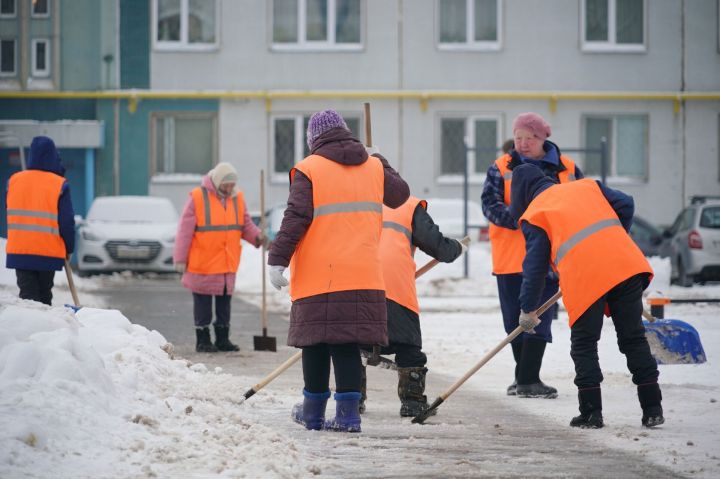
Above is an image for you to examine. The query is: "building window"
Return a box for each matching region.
[438,0,501,51]
[439,115,501,180]
[582,0,645,52]
[0,0,16,18]
[272,0,362,50]
[583,114,648,180]
[151,113,217,175]
[154,0,218,50]
[31,38,49,77]
[0,38,16,76]
[31,0,49,17]
[271,113,361,180]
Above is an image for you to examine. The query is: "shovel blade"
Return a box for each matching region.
[253,335,277,352]
[644,319,706,364]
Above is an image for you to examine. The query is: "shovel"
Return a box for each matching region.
[641,309,706,365]
[413,290,562,424]
[64,258,82,312]
[254,169,277,352]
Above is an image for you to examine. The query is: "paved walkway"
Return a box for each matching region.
[99,278,683,479]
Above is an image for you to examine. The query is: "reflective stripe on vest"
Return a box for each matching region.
[380,197,426,314]
[520,179,652,326]
[488,154,577,274]
[187,187,244,275]
[289,154,385,300]
[6,170,66,259]
[195,187,244,232]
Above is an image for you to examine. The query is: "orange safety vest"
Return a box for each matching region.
[520,179,653,326]
[6,170,66,259]
[489,154,577,274]
[289,154,385,301]
[187,187,245,275]
[379,196,427,314]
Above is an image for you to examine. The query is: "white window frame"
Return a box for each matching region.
[152,0,220,52]
[0,0,16,18]
[150,111,218,176]
[31,0,50,18]
[271,0,364,52]
[270,115,306,183]
[582,113,649,183]
[0,37,16,76]
[437,0,502,51]
[581,0,647,52]
[436,113,503,185]
[30,38,50,77]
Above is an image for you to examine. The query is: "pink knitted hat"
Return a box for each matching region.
[512,112,552,139]
[306,109,348,149]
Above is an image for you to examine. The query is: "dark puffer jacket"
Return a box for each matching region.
[268,127,410,347]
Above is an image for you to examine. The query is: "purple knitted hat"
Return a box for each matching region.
[306,109,348,149]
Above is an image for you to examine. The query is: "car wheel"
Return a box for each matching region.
[677,259,693,287]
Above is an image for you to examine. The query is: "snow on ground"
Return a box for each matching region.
[1,239,719,478]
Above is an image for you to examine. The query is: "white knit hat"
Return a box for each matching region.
[209,162,238,189]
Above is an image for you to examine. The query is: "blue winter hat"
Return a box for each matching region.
[306,109,348,149]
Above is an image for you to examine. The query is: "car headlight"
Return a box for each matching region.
[81,229,103,241]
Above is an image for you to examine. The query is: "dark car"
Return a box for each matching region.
[629,215,670,258]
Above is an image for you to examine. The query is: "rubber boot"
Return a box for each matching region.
[507,340,523,396]
[516,339,558,398]
[638,382,664,428]
[291,390,331,430]
[324,392,362,432]
[359,365,367,414]
[195,327,218,353]
[570,387,604,428]
[214,325,239,351]
[397,367,436,417]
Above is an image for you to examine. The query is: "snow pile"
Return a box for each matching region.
[0,294,316,478]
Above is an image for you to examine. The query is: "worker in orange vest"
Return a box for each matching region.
[360,196,464,417]
[481,112,583,399]
[268,109,409,432]
[510,163,663,429]
[173,163,266,353]
[5,136,75,305]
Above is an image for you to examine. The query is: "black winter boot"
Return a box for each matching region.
[570,387,604,429]
[359,365,367,414]
[638,382,664,428]
[507,341,523,396]
[397,367,436,417]
[516,340,557,399]
[214,325,240,351]
[195,327,218,353]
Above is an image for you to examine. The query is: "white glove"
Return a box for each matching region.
[269,265,289,291]
[457,239,469,254]
[519,311,540,334]
[365,145,380,156]
[174,262,186,274]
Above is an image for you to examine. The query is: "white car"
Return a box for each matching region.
[424,198,489,241]
[76,196,178,275]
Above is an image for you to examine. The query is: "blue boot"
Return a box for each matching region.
[291,390,330,430]
[324,391,362,433]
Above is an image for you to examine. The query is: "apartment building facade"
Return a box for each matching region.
[1,0,719,229]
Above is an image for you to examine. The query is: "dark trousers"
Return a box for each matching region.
[380,343,427,368]
[302,343,363,394]
[192,292,231,328]
[497,273,558,343]
[16,269,55,305]
[570,274,659,389]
